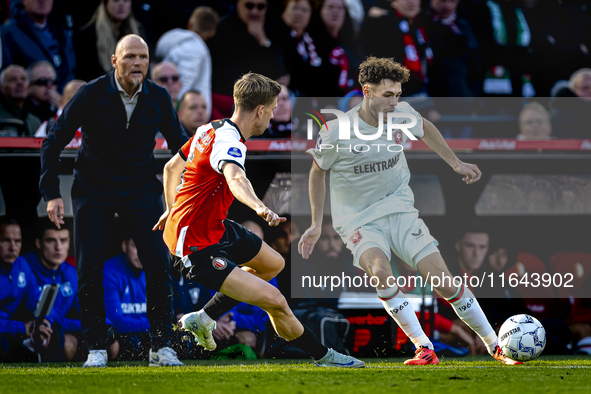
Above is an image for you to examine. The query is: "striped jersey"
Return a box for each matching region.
[164,119,247,256]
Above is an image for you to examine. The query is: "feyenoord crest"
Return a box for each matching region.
[394,130,403,144]
[349,230,363,245]
[212,257,227,270]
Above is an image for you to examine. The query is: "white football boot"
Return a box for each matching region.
[82,349,108,368]
[179,311,217,351]
[315,348,366,368]
[149,346,184,367]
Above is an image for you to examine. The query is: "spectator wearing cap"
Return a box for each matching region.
[0,0,76,92]
[74,0,146,82]
[155,6,218,121]
[177,89,208,136]
[151,62,183,108]
[0,64,42,136]
[26,60,59,122]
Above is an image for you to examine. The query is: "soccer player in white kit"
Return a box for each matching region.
[298,57,522,365]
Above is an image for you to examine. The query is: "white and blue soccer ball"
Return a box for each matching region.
[498,314,546,362]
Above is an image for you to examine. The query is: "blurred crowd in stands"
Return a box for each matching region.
[1,0,591,140]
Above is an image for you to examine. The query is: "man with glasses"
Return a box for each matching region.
[209,0,286,97]
[26,61,59,122]
[0,64,42,136]
[151,62,183,107]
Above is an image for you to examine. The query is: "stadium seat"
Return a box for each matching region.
[549,252,591,299]
[65,256,76,268]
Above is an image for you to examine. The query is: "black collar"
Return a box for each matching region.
[225,118,246,142]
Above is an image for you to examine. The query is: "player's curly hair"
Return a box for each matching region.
[233,73,281,112]
[358,57,410,87]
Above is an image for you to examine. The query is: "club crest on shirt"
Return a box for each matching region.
[212,257,228,270]
[394,130,403,144]
[227,147,242,158]
[17,272,26,288]
[61,281,73,297]
[349,230,363,245]
[195,128,213,153]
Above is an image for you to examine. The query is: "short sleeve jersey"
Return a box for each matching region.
[306,101,424,237]
[164,119,247,256]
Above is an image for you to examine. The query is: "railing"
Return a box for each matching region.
[1,137,591,152]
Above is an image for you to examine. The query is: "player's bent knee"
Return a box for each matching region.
[258,288,289,314]
[362,258,390,278]
[273,253,285,275]
[260,252,284,280]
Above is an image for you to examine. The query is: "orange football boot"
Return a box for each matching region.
[493,345,524,365]
[404,346,440,365]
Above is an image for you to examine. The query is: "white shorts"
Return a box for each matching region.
[344,212,439,270]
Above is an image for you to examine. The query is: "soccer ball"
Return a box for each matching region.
[498,314,546,362]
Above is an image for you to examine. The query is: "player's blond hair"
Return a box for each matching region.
[233,73,281,112]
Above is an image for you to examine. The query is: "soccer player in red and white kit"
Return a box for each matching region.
[154,73,364,367]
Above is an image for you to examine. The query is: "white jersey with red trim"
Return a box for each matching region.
[164,119,247,256]
[305,101,424,238]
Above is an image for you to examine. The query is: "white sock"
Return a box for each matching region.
[446,284,497,355]
[198,310,215,326]
[377,286,433,350]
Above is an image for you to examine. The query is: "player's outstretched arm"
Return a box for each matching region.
[222,162,286,226]
[153,153,186,231]
[298,161,326,259]
[422,119,482,184]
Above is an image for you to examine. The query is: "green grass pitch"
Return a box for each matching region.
[1,356,590,394]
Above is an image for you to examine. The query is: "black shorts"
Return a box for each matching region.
[172,219,263,291]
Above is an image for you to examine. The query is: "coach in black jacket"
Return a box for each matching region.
[40,35,188,367]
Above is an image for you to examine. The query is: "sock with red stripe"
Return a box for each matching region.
[377,286,433,350]
[446,284,497,355]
